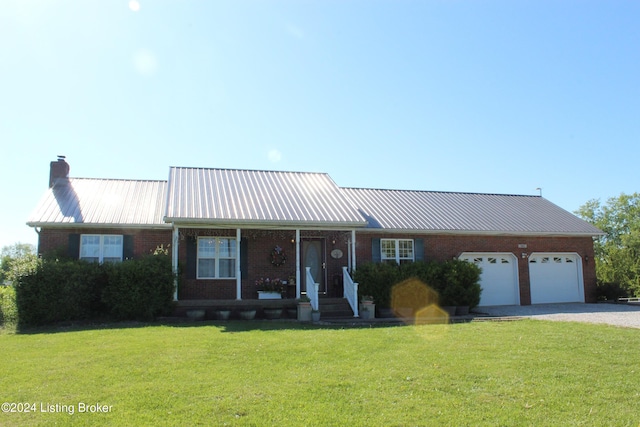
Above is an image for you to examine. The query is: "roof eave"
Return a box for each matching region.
[27,222,172,230]
[164,217,368,230]
[357,227,604,237]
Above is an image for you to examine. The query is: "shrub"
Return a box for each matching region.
[353,262,401,309]
[353,259,482,310]
[0,285,18,328]
[595,282,629,301]
[102,254,175,321]
[15,259,106,326]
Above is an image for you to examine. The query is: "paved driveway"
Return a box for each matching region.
[474,303,640,329]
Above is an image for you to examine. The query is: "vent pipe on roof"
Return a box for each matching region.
[49,155,70,188]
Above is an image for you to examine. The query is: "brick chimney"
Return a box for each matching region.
[49,155,70,188]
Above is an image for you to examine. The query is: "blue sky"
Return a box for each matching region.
[1,0,638,250]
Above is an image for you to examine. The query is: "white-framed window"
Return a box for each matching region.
[80,234,123,263]
[197,237,237,279]
[381,239,415,264]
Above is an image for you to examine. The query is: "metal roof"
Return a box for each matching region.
[164,167,367,227]
[27,178,169,228]
[342,187,603,236]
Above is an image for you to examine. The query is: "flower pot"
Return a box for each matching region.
[239,310,256,320]
[215,310,231,320]
[263,308,283,319]
[258,291,282,300]
[311,311,321,322]
[297,302,312,321]
[359,302,375,319]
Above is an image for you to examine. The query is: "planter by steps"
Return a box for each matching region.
[297,302,312,321]
[311,310,321,322]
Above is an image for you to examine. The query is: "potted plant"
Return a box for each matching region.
[311,309,321,322]
[359,295,375,320]
[256,277,284,299]
[297,296,312,321]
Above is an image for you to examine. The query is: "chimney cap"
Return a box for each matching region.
[57,155,66,161]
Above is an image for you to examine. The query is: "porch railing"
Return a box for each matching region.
[342,267,359,317]
[306,267,319,311]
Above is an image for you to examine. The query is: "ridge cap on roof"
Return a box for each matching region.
[169,166,330,176]
[341,186,542,199]
[69,177,168,183]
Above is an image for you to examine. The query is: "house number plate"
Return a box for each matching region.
[330,249,343,259]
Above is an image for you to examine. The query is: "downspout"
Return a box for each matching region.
[236,228,242,300]
[172,224,179,301]
[351,229,357,272]
[295,229,301,299]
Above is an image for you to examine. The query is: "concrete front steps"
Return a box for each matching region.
[318,297,357,320]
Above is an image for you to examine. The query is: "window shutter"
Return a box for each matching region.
[371,238,381,263]
[186,236,197,279]
[414,238,424,261]
[123,235,134,260]
[240,237,249,278]
[68,234,80,259]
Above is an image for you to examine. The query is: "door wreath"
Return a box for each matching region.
[270,245,286,266]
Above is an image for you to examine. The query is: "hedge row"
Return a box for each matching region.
[353,259,482,309]
[15,255,175,326]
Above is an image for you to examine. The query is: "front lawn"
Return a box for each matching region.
[1,320,639,426]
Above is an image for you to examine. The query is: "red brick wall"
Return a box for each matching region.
[177,229,353,300]
[356,233,597,304]
[37,228,172,259]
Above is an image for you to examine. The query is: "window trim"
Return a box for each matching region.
[380,238,415,264]
[79,234,123,263]
[196,236,237,280]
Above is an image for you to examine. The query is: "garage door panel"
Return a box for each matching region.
[529,254,584,304]
[460,253,519,306]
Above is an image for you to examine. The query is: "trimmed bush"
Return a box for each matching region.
[15,255,175,326]
[102,254,175,321]
[353,259,482,310]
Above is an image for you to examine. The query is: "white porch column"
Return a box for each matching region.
[295,229,301,299]
[351,229,357,272]
[172,225,179,301]
[236,228,242,300]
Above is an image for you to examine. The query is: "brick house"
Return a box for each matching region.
[28,157,602,315]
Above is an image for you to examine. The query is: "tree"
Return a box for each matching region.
[0,243,38,285]
[576,193,640,297]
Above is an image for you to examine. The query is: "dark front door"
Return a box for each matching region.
[302,239,326,294]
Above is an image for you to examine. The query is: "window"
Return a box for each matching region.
[381,239,414,264]
[80,234,123,263]
[197,237,237,279]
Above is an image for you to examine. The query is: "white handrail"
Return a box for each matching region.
[342,267,359,317]
[306,267,319,311]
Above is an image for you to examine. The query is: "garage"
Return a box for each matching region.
[529,253,584,304]
[459,253,520,306]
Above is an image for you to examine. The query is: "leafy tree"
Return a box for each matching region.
[0,243,38,285]
[576,193,640,297]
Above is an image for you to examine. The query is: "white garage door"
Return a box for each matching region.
[529,253,584,304]
[460,253,520,306]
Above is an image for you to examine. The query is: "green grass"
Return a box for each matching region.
[1,320,639,426]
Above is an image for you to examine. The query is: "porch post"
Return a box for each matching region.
[351,229,357,272]
[295,229,301,299]
[172,224,179,301]
[236,228,242,300]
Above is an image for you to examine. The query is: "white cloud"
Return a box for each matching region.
[133,49,157,76]
[268,149,282,163]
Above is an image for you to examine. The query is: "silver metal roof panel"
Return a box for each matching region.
[27,178,169,227]
[342,188,603,236]
[165,167,366,227]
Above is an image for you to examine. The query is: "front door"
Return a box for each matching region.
[302,239,326,294]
